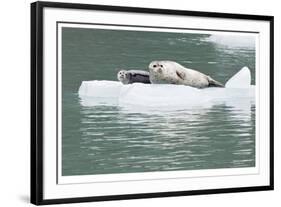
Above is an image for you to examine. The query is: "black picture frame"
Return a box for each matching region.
[31,1,274,205]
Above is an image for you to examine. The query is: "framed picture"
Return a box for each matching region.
[31,1,274,205]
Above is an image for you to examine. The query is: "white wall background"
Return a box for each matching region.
[0,0,279,206]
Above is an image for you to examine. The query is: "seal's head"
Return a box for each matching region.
[149,60,184,84]
[117,70,129,84]
[149,61,164,75]
[148,61,167,84]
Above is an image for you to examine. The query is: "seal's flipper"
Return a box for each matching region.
[176,70,185,80]
[207,76,224,87]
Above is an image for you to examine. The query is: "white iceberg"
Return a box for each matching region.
[206,34,255,48]
[78,67,255,111]
[78,80,122,98]
[225,67,251,88]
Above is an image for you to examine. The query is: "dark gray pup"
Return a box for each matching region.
[117,70,151,84]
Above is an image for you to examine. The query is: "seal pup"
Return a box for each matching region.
[149,60,224,88]
[117,70,151,84]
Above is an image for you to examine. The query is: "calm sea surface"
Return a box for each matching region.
[62,27,256,176]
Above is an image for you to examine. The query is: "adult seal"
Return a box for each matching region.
[149,60,224,88]
[117,69,151,84]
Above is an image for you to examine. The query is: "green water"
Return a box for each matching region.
[62,27,255,176]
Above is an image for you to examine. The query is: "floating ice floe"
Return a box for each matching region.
[206,34,255,48]
[78,67,255,111]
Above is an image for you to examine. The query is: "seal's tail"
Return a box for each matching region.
[207,76,224,87]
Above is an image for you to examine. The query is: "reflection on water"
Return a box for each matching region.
[61,28,256,176]
[62,93,255,175]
